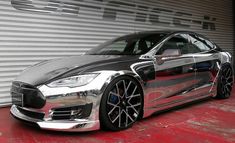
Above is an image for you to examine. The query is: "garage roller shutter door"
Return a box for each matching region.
[0,0,234,106]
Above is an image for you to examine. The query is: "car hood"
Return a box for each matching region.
[15,55,139,86]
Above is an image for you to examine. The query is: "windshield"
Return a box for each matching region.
[87,33,167,55]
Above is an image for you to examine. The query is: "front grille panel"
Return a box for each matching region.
[11,81,46,108]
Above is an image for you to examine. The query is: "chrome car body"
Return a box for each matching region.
[10,31,234,131]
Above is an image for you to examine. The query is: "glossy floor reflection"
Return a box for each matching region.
[0,86,235,143]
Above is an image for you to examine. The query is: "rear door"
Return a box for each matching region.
[188,34,221,96]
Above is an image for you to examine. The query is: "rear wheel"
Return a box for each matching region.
[216,63,234,99]
[100,76,143,131]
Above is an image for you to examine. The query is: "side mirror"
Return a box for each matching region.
[155,49,181,65]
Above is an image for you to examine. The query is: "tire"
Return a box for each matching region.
[99,76,143,131]
[216,63,234,99]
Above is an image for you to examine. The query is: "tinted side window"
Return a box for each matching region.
[156,34,189,55]
[189,34,212,52]
[133,34,166,54]
[204,39,214,49]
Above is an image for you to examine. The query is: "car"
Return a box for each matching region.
[10,30,234,132]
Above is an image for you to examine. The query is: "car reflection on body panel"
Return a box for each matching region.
[10,31,234,131]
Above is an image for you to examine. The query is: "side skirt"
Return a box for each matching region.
[143,93,212,118]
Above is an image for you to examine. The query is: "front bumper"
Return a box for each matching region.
[10,105,100,132]
[10,71,125,131]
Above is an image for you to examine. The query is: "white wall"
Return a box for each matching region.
[0,0,234,106]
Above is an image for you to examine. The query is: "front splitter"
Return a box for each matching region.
[10,105,100,132]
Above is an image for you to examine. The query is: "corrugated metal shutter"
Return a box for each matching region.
[0,0,234,106]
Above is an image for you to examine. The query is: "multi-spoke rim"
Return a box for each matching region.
[106,79,142,128]
[220,66,233,98]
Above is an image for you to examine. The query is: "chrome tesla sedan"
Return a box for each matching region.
[10,31,234,131]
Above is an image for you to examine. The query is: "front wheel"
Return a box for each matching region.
[216,63,234,99]
[100,76,143,131]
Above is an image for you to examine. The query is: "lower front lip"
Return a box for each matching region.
[10,105,100,132]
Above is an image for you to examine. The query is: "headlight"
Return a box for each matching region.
[47,73,99,88]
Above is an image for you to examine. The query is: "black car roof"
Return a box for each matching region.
[123,30,196,38]
[136,30,196,35]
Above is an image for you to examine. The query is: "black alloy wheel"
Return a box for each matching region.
[216,63,234,99]
[100,76,143,131]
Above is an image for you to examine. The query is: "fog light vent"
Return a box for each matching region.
[50,103,92,120]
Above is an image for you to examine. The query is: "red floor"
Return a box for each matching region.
[1,87,235,143]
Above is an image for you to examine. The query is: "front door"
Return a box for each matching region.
[144,34,196,116]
